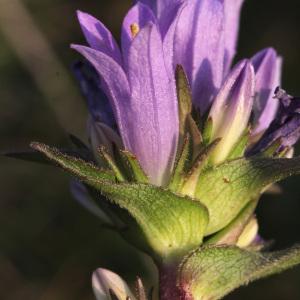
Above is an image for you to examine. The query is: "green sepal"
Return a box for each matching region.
[261,138,282,157]
[187,115,203,160]
[178,245,300,300]
[31,142,209,263]
[195,155,300,235]
[98,145,126,182]
[176,65,192,144]
[202,117,213,146]
[175,64,203,162]
[180,138,221,197]
[168,135,192,192]
[120,150,149,184]
[227,128,250,160]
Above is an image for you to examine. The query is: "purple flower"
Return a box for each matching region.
[73,10,179,185]
[139,0,245,113]
[72,0,289,183]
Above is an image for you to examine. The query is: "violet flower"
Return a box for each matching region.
[73,0,285,178]
[140,0,244,113]
[73,10,179,185]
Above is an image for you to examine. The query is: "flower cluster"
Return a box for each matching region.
[30,1,300,299]
[72,0,299,187]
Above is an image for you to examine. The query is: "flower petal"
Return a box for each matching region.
[251,48,282,135]
[174,0,225,113]
[77,11,122,64]
[127,24,179,185]
[71,45,131,148]
[223,0,245,72]
[121,2,156,67]
[163,2,186,76]
[138,0,184,35]
[92,268,136,300]
[156,0,184,36]
[209,60,255,164]
[248,88,300,155]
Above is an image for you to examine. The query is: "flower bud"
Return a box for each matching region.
[236,217,258,248]
[251,48,281,135]
[92,268,136,300]
[209,60,255,164]
[88,117,123,161]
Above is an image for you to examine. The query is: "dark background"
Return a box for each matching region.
[0,0,300,299]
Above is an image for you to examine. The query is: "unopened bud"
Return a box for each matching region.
[92,268,136,300]
[209,60,255,164]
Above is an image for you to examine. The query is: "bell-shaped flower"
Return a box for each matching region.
[73,11,179,185]
[171,0,225,113]
[138,0,245,113]
[209,60,255,164]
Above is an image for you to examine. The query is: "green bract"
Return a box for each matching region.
[179,245,300,300]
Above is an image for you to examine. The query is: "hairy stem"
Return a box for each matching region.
[159,263,182,300]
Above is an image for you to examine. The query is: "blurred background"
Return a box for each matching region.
[0,0,300,299]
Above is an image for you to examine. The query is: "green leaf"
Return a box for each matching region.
[178,245,300,300]
[195,155,300,235]
[32,142,209,262]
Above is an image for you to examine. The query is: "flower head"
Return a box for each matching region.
[30,1,300,299]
